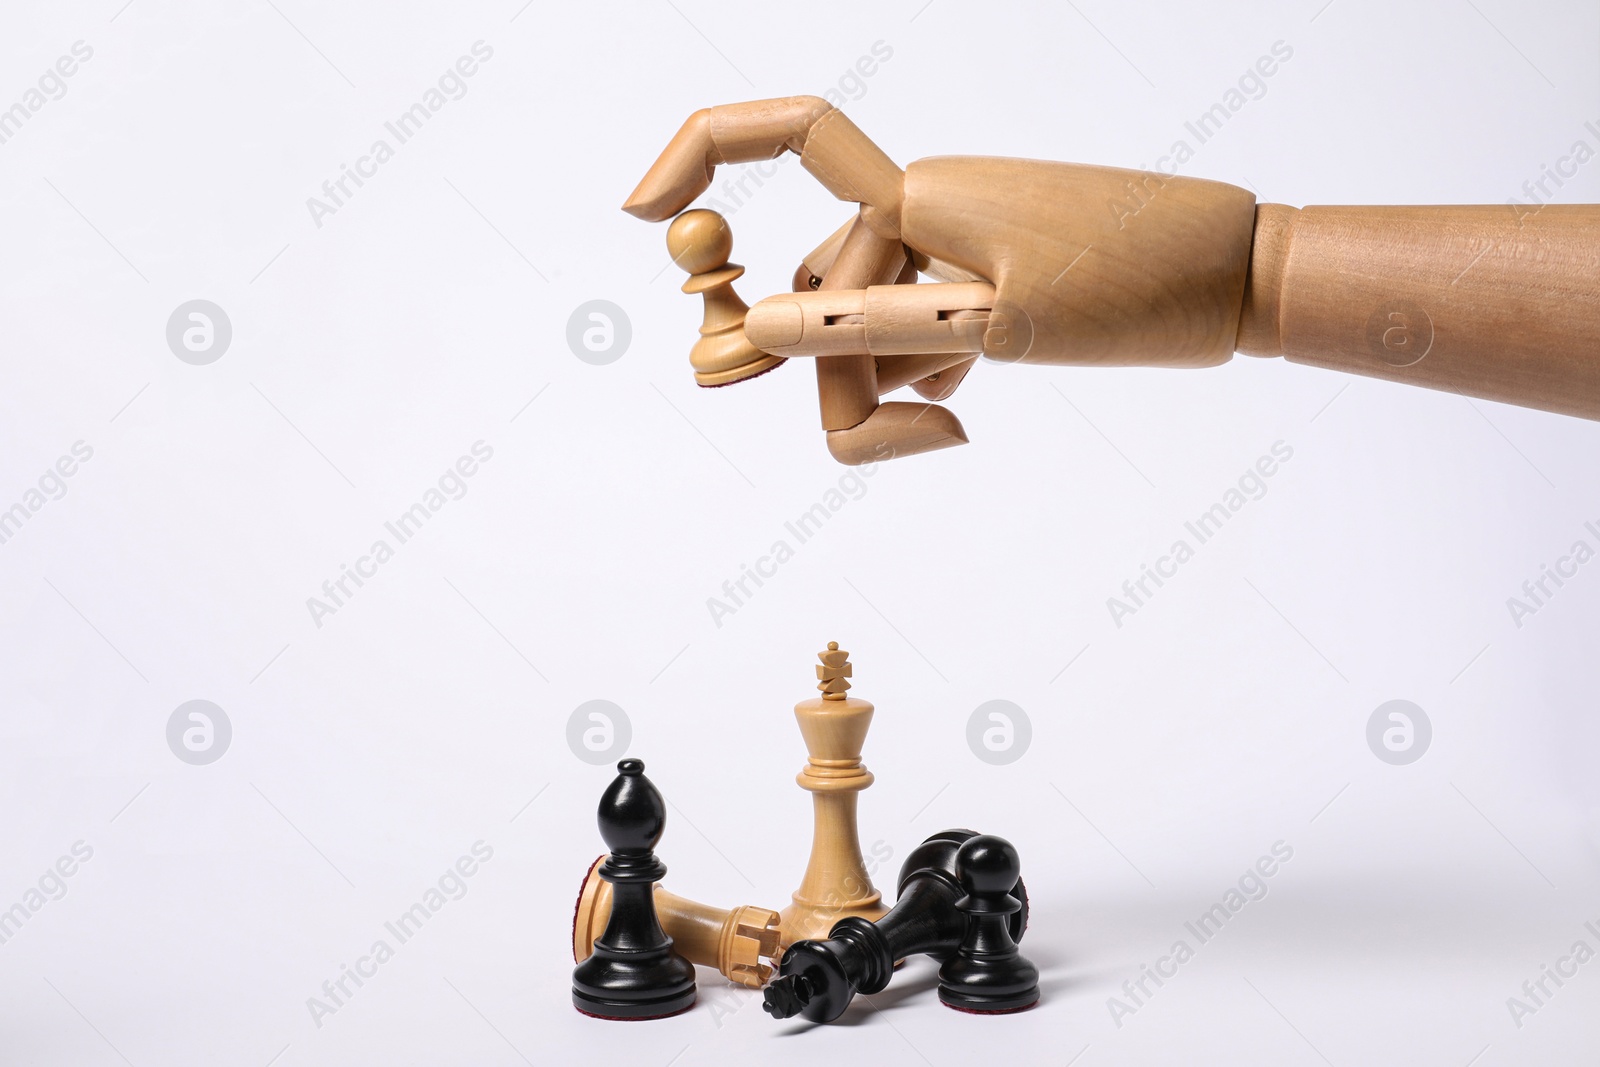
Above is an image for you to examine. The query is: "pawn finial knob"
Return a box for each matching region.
[666,208,734,275]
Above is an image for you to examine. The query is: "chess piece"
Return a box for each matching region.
[667,208,784,387]
[938,835,1039,1014]
[763,829,1029,1023]
[572,856,781,988]
[778,641,888,950]
[571,759,697,1019]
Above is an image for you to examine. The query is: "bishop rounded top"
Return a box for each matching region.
[597,758,666,854]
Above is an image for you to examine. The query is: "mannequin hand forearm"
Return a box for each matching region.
[1237,203,1600,419]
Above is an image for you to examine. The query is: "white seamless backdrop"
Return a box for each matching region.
[2,1,1598,1065]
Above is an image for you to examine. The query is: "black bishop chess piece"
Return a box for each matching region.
[570,759,697,1020]
[762,829,1029,1023]
[938,834,1040,1013]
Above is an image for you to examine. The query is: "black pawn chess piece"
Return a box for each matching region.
[938,834,1039,1014]
[571,759,697,1020]
[762,829,1029,1023]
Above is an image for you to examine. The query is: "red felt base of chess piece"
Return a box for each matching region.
[941,998,1039,1015]
[696,355,786,388]
[570,854,603,955]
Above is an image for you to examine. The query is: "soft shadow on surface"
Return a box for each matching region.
[769,962,942,1033]
[1021,941,1073,973]
[1039,965,1130,1000]
[1018,865,1600,990]
[854,970,941,1013]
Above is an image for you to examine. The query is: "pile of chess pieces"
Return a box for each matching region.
[570,642,1039,1024]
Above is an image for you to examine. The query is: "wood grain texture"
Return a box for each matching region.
[874,351,979,395]
[825,401,968,464]
[909,355,978,400]
[1237,204,1600,418]
[900,156,1259,367]
[746,281,994,359]
[813,217,903,431]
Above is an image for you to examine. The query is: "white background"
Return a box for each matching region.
[2,0,1599,1064]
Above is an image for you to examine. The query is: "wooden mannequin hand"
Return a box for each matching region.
[624,95,1257,364]
[626,97,1600,463]
[623,96,1256,462]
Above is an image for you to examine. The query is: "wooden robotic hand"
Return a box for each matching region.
[626,96,1600,465]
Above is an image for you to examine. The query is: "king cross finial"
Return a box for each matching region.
[816,641,852,700]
